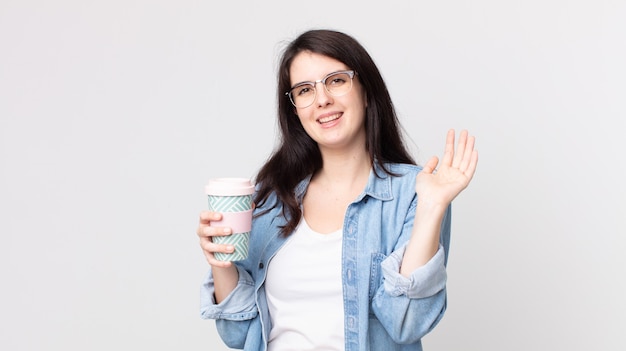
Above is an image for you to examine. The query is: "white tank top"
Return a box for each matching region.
[265,218,345,351]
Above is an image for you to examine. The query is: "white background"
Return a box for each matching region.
[1,1,625,350]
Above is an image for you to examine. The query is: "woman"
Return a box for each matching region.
[198,29,478,351]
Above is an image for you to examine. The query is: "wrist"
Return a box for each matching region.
[415,199,448,218]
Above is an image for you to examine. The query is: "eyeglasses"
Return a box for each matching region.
[285,70,356,108]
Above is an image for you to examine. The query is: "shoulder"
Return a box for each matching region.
[378,162,424,184]
[384,162,423,176]
[365,162,421,201]
[387,163,420,198]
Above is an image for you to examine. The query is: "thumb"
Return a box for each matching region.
[422,156,439,174]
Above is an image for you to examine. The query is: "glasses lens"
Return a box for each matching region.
[324,72,353,97]
[289,83,315,108]
[288,71,354,108]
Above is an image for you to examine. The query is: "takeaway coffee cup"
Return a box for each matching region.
[205,178,255,261]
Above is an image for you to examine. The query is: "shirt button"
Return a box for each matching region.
[259,262,264,269]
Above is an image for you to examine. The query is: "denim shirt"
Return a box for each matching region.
[200,162,451,351]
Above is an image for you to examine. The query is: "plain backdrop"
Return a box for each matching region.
[1,1,625,350]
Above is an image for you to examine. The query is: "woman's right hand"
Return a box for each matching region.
[197,210,236,268]
[197,210,241,302]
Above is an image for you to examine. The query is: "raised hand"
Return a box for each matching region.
[415,129,478,207]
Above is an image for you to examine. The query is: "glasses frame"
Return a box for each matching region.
[285,70,356,108]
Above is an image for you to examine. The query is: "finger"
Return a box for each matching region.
[198,224,232,238]
[199,236,235,255]
[202,248,233,268]
[197,210,230,237]
[464,149,479,181]
[439,129,455,167]
[197,211,225,237]
[458,135,475,173]
[199,210,222,224]
[421,156,439,174]
[208,258,233,269]
[199,238,235,268]
[452,130,468,169]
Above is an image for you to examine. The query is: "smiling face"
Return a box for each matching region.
[289,51,368,153]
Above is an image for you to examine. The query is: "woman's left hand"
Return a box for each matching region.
[415,129,478,207]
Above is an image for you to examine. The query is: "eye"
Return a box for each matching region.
[294,84,314,96]
[327,74,348,87]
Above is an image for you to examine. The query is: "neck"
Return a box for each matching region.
[314,146,371,187]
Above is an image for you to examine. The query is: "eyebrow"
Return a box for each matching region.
[291,70,347,88]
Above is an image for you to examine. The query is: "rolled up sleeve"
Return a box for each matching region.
[381,244,447,299]
[200,265,258,321]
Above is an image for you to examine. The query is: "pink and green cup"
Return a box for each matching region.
[205,178,255,261]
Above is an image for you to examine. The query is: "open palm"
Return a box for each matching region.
[415,129,478,206]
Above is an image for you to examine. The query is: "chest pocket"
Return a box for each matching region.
[369,252,386,301]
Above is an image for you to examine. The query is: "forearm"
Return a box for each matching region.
[400,202,447,277]
[372,287,447,343]
[212,265,239,303]
[200,265,257,320]
[373,246,448,343]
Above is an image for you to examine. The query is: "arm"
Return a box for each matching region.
[371,129,477,343]
[401,129,477,274]
[200,264,258,349]
[198,211,258,348]
[370,206,451,343]
[197,210,241,302]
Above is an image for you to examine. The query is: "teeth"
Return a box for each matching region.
[318,114,340,123]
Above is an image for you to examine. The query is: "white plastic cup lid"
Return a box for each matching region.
[205,178,255,196]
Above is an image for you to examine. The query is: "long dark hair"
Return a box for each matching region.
[254,29,415,236]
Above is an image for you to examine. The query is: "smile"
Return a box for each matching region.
[317,113,342,124]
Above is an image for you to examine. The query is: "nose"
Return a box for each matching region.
[314,82,332,107]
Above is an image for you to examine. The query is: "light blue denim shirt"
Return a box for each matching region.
[200,162,451,351]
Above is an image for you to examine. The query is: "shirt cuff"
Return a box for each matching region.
[381,245,447,299]
[200,265,258,320]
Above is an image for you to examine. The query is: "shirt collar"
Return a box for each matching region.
[294,162,395,203]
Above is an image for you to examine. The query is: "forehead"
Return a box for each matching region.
[289,51,349,84]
